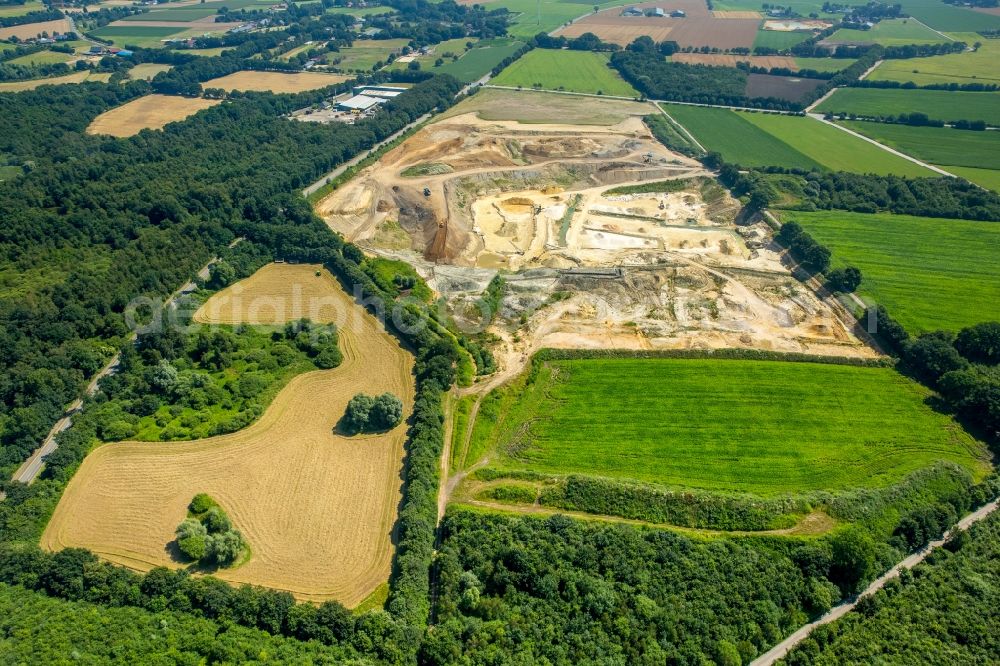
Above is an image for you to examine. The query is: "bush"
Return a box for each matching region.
[175,496,245,567]
[341,392,403,434]
[188,493,216,515]
[826,266,862,293]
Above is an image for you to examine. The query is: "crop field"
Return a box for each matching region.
[441,87,656,125]
[817,88,1000,125]
[752,29,812,50]
[326,5,396,16]
[202,70,349,92]
[127,63,173,80]
[491,49,639,96]
[0,18,72,40]
[475,0,627,38]
[867,35,1000,86]
[5,50,73,65]
[41,264,415,606]
[896,0,1000,31]
[745,73,824,102]
[662,104,823,169]
[827,18,948,45]
[0,0,42,17]
[0,71,110,92]
[671,53,798,69]
[794,56,855,72]
[469,357,987,495]
[741,113,934,176]
[88,25,186,47]
[555,0,760,49]
[435,38,524,83]
[712,0,840,17]
[87,94,221,137]
[784,210,1000,332]
[327,38,409,71]
[946,166,1000,193]
[842,120,1000,170]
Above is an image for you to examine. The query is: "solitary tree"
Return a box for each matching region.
[826,266,862,293]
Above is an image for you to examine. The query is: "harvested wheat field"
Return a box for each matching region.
[87,94,221,137]
[0,18,71,40]
[712,10,762,18]
[42,264,415,606]
[671,53,798,69]
[202,70,350,93]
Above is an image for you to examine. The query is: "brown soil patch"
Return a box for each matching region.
[203,70,350,93]
[0,18,71,40]
[87,94,221,137]
[42,264,414,606]
[556,0,759,49]
[672,53,798,70]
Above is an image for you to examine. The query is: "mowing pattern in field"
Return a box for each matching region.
[202,70,349,93]
[867,35,1000,86]
[741,113,934,176]
[786,210,1000,332]
[490,49,639,97]
[662,104,823,169]
[817,88,1000,125]
[86,94,221,137]
[827,18,948,45]
[475,357,985,495]
[42,264,414,606]
[842,120,1000,170]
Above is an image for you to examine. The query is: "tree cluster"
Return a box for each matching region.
[776,221,832,273]
[176,495,246,566]
[342,392,404,434]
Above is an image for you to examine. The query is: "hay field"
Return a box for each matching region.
[0,71,110,92]
[441,87,655,125]
[87,94,221,137]
[490,49,639,96]
[128,63,173,80]
[42,264,415,606]
[0,18,72,40]
[202,70,349,93]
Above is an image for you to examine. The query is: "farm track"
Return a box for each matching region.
[752,498,1000,665]
[41,264,415,606]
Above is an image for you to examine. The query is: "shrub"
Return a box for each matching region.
[826,266,862,293]
[188,493,216,515]
[342,392,403,434]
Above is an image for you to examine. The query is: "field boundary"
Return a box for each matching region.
[533,346,892,366]
[654,101,706,152]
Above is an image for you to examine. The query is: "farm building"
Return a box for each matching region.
[644,7,665,17]
[337,94,383,112]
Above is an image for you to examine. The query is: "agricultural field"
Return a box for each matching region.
[0,18,72,40]
[896,0,1000,32]
[867,35,1000,85]
[87,94,221,137]
[946,166,1000,193]
[741,113,934,176]
[752,29,812,50]
[711,0,841,17]
[0,0,42,17]
[817,88,1000,125]
[5,49,73,65]
[745,72,824,102]
[127,62,173,80]
[467,357,988,495]
[670,53,798,69]
[661,103,823,169]
[490,49,639,96]
[0,70,110,92]
[88,25,187,48]
[555,0,761,49]
[434,38,524,83]
[783,210,1000,332]
[202,70,349,92]
[327,38,409,72]
[827,18,948,45]
[41,264,415,606]
[325,5,396,16]
[842,120,1000,170]
[440,86,656,125]
[794,56,855,72]
[477,0,623,38]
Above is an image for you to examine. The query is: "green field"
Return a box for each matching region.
[89,25,187,48]
[867,35,1000,86]
[325,5,396,16]
[490,48,639,96]
[785,210,1000,332]
[435,38,524,83]
[897,0,1000,32]
[470,357,986,495]
[828,18,948,45]
[843,120,1000,170]
[946,165,1000,193]
[712,0,840,16]
[328,38,409,72]
[6,49,73,65]
[794,56,855,73]
[662,104,823,169]
[818,88,1000,125]
[743,113,934,176]
[753,29,812,50]
[0,0,41,17]
[480,0,624,38]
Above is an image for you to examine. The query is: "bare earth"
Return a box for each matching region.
[87,94,221,137]
[41,264,415,606]
[202,70,350,93]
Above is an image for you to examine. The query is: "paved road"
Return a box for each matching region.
[751,498,1000,666]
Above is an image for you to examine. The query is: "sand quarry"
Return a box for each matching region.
[42,264,414,606]
[316,91,875,359]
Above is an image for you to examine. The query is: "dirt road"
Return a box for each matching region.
[751,497,1000,666]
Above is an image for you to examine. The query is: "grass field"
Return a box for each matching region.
[42,264,414,606]
[202,70,349,92]
[842,120,1000,170]
[469,357,987,495]
[87,95,221,137]
[867,35,1000,86]
[818,88,1000,125]
[435,38,524,83]
[0,70,110,92]
[946,165,1000,193]
[441,87,656,125]
[328,38,409,72]
[662,104,823,169]
[325,5,396,16]
[480,0,624,37]
[6,49,73,65]
[89,25,186,48]
[490,49,639,96]
[742,113,934,176]
[828,18,948,45]
[712,0,840,17]
[897,0,1000,32]
[753,29,812,50]
[127,63,173,80]
[794,56,855,72]
[784,210,1000,332]
[0,0,42,17]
